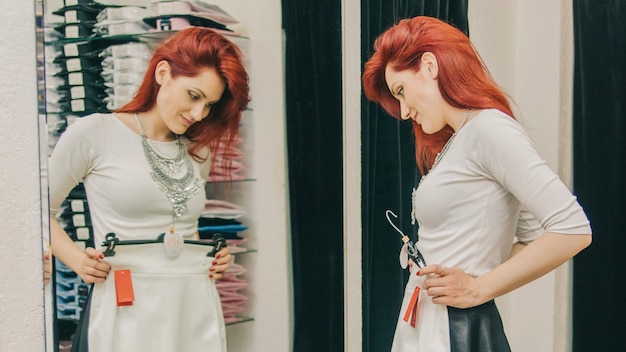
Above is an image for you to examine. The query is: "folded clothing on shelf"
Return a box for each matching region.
[200,199,246,219]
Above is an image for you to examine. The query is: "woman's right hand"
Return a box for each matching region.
[77,247,111,283]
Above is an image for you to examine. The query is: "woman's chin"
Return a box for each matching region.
[172,122,192,135]
[420,125,436,135]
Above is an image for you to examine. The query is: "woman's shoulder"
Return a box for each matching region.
[471,109,518,128]
[66,113,119,132]
[464,109,535,158]
[467,109,526,138]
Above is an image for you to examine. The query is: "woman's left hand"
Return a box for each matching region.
[209,247,232,280]
[419,264,483,309]
[43,251,52,285]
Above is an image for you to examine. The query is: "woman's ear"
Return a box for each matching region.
[421,52,439,79]
[154,60,171,85]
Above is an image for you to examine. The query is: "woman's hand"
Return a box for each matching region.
[209,247,232,280]
[76,247,111,284]
[418,264,483,309]
[43,251,52,285]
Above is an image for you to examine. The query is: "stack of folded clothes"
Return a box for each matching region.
[93,5,151,37]
[217,265,249,324]
[54,183,92,327]
[51,2,112,116]
[144,0,238,33]
[100,41,151,110]
[55,260,90,321]
[207,135,247,182]
[198,198,250,323]
[47,0,242,126]
[41,23,72,149]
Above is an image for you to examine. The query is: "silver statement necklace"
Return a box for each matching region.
[134,113,203,257]
[411,108,473,225]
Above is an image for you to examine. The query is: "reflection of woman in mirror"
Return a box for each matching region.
[48,27,250,351]
[362,16,592,351]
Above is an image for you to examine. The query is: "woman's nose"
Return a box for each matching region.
[190,104,208,121]
[400,103,412,120]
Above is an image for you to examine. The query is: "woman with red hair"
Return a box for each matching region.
[48,27,250,351]
[363,16,591,351]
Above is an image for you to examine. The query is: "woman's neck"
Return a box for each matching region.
[136,112,176,142]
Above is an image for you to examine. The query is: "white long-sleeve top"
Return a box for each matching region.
[48,113,211,249]
[413,108,591,275]
[392,108,591,351]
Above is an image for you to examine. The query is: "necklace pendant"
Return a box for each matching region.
[163,230,184,257]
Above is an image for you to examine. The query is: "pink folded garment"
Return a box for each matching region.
[216,136,243,146]
[226,238,247,246]
[150,1,193,15]
[218,291,248,303]
[207,174,246,182]
[216,280,248,291]
[201,199,246,219]
[210,158,245,173]
[222,301,247,309]
[218,274,247,284]
[224,238,248,253]
[221,303,246,316]
[209,167,244,179]
[224,316,244,324]
[149,1,238,25]
[224,263,247,276]
[225,245,248,254]
[211,145,244,159]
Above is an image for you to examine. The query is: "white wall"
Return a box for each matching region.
[0,1,47,352]
[343,0,362,350]
[469,0,574,351]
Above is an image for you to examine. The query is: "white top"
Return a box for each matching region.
[392,109,591,351]
[48,113,211,249]
[413,109,591,274]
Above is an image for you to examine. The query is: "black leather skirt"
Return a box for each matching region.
[447,300,511,352]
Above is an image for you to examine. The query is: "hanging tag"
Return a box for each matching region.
[399,242,409,269]
[114,270,135,306]
[163,230,184,257]
[403,286,420,328]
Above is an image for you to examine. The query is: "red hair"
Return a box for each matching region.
[117,27,250,162]
[362,16,514,174]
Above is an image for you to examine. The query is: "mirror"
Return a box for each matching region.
[35,0,55,351]
[37,1,292,351]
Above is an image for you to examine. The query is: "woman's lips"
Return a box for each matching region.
[181,115,193,126]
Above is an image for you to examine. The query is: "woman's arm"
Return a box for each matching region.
[421,232,591,308]
[50,216,111,283]
[509,241,527,258]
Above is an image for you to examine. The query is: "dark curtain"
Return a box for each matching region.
[572,1,626,351]
[360,1,468,351]
[282,1,344,351]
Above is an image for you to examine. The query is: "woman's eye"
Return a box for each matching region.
[189,92,199,100]
[397,88,404,96]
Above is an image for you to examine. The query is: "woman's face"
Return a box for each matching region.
[155,62,226,136]
[385,63,445,134]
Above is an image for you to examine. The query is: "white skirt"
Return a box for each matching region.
[391,265,510,352]
[74,237,227,352]
[391,266,450,352]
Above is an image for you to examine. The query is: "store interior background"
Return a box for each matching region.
[1,0,621,351]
